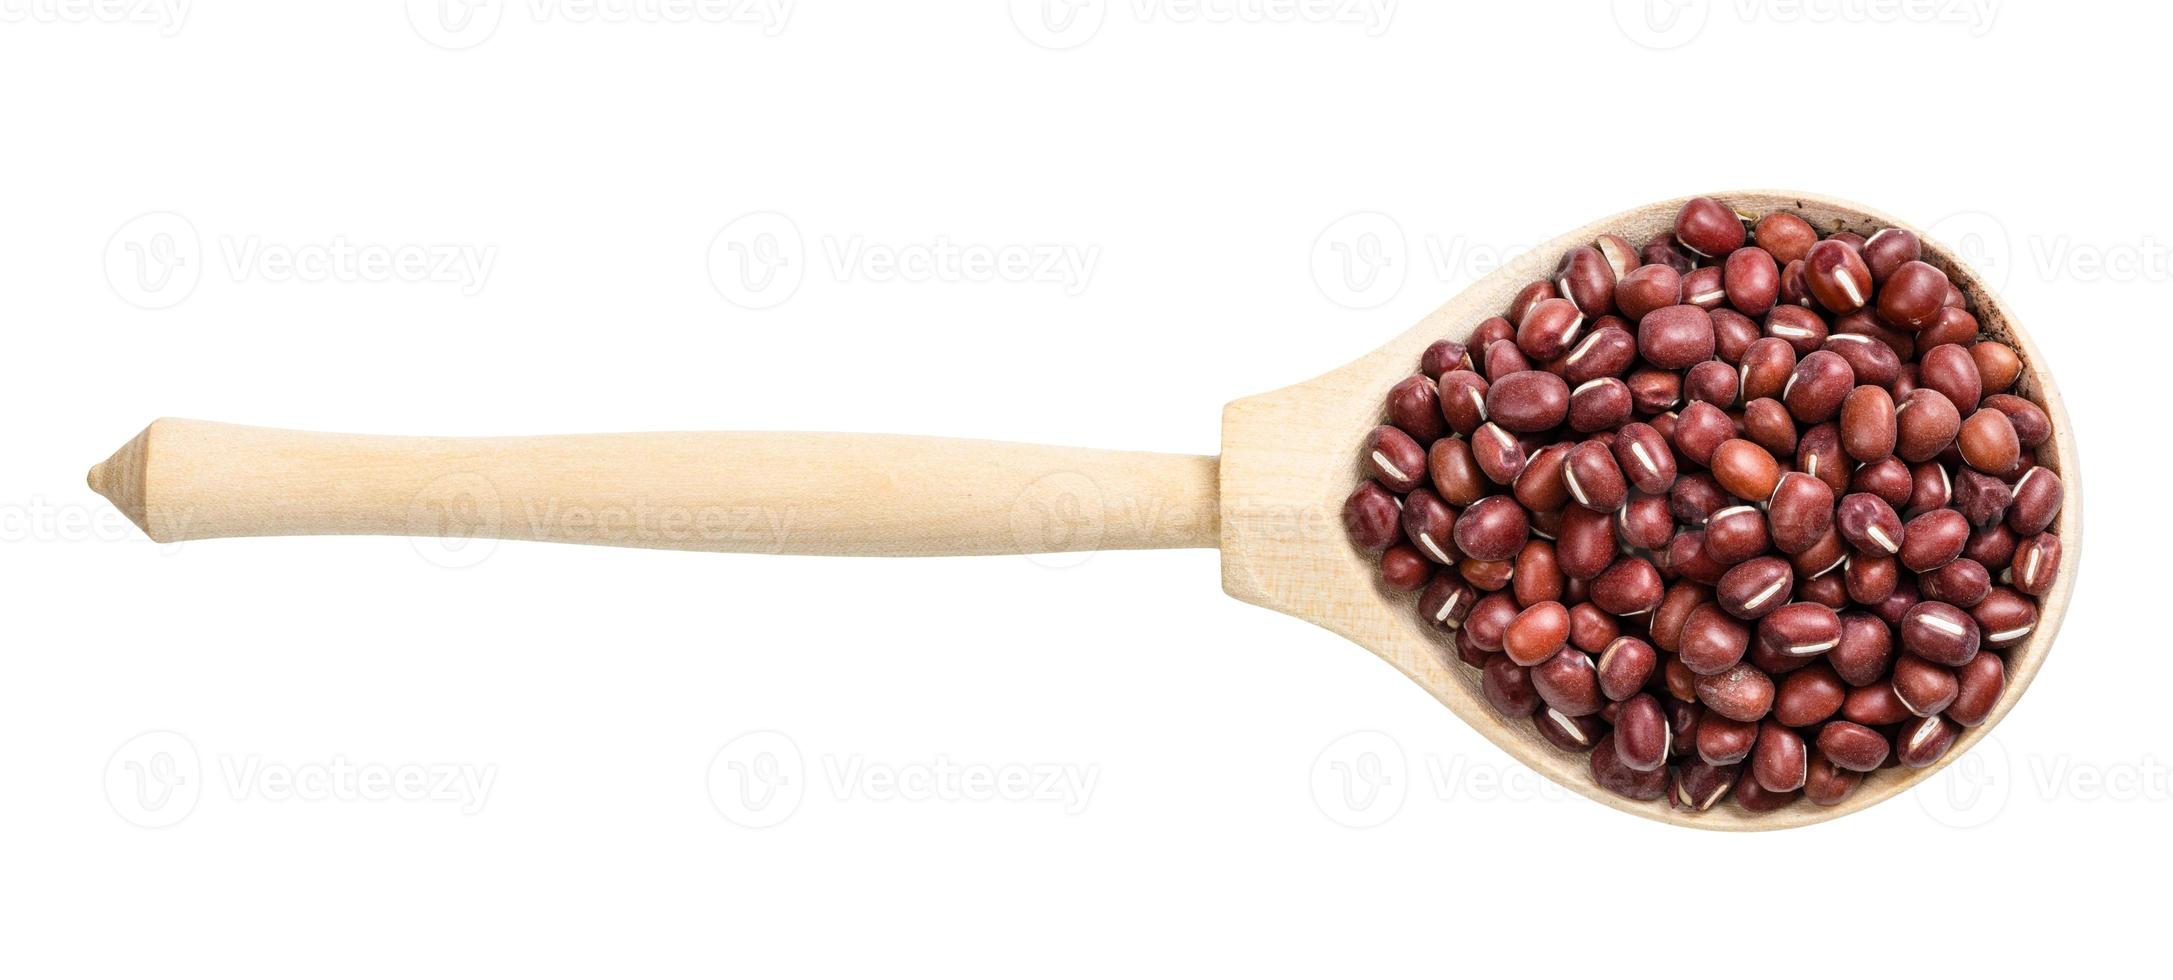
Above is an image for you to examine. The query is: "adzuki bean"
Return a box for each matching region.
[1347,195,2065,815]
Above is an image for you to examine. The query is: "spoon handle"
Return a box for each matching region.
[89,419,1220,556]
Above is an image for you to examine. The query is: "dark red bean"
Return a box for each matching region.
[1895,714,1958,768]
[1486,370,1571,433]
[1703,505,1770,565]
[2012,532,2061,597]
[1773,662,1846,727]
[1597,636,1658,702]
[1417,572,1479,632]
[1892,654,1959,717]
[1679,602,1752,675]
[1951,468,2013,527]
[1532,648,1603,717]
[1827,612,1892,687]
[1835,493,1905,557]
[1535,708,1605,753]
[1420,338,1472,379]
[1752,721,1809,793]
[1674,197,1746,257]
[1591,557,1664,616]
[1482,653,1543,718]
[1614,694,1672,772]
[1553,504,1615,580]
[1755,212,1817,264]
[1894,387,1961,462]
[1437,370,1490,435]
[1504,599,1571,667]
[1672,401,1736,469]
[1696,663,1775,723]
[1711,439,1781,502]
[1471,423,1527,486]
[1590,733,1669,801]
[1949,652,2006,727]
[1973,587,2039,648]
[1783,350,1855,424]
[1568,377,1634,433]
[1684,360,1740,408]
[1724,247,1779,316]
[1838,385,1897,462]
[1817,720,1891,772]
[1920,558,1991,609]
[1518,297,1586,361]
[1900,508,1970,572]
[1918,344,1984,415]
[1363,425,1427,494]
[1822,333,1902,389]
[1564,439,1628,512]
[1983,393,2051,448]
[2007,466,2063,535]
[1740,336,1799,402]
[1553,247,1616,318]
[1672,760,1740,812]
[1861,228,1920,282]
[1453,494,1530,563]
[1717,556,1794,620]
[1385,374,1444,443]
[1758,602,1844,660]
[1957,408,2020,474]
[1876,260,1949,328]
[1380,544,1430,591]
[1804,756,1863,806]
[1615,264,1682,322]
[1804,239,1873,312]
[1639,305,1717,369]
[1842,682,1912,727]
[1343,481,1401,553]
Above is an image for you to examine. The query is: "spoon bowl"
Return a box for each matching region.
[1218,189,2080,829]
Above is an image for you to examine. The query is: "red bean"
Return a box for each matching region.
[1347,199,2069,818]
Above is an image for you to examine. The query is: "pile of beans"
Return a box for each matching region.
[1344,196,2065,813]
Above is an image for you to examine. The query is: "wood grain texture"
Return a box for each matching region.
[1218,190,2081,830]
[90,421,1219,556]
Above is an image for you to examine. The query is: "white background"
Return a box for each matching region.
[1,1,2162,975]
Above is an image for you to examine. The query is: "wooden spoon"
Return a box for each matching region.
[89,190,2079,829]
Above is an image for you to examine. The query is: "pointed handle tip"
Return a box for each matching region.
[90,423,157,539]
